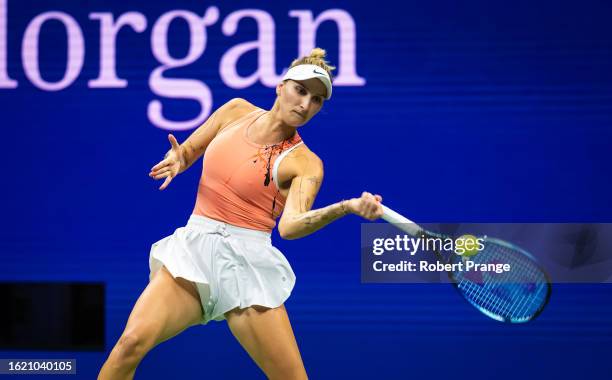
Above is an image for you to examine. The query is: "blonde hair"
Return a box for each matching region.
[289,48,336,78]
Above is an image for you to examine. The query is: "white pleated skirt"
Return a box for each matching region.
[149,214,296,324]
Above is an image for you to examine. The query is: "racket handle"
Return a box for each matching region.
[381,205,422,236]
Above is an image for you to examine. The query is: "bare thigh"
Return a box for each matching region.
[123,266,203,348]
[99,266,204,379]
[225,305,307,380]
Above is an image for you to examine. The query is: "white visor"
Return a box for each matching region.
[281,64,332,100]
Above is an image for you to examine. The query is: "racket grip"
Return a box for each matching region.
[381,205,421,236]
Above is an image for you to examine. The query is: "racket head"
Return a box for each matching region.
[447,237,551,323]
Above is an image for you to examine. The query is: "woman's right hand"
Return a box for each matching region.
[149,134,184,190]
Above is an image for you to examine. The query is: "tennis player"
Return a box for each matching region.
[98,48,383,380]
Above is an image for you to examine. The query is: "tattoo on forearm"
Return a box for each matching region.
[289,202,345,237]
[184,142,195,164]
[179,110,218,171]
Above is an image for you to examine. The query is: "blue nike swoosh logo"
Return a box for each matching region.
[313,69,325,76]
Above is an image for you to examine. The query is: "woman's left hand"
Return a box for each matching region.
[345,192,383,220]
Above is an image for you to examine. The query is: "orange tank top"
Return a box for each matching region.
[192,109,303,232]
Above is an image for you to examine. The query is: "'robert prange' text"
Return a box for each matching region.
[373,260,511,274]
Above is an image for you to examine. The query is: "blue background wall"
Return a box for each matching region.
[1,0,611,378]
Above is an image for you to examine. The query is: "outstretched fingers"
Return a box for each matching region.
[159,174,174,191]
[150,168,172,180]
[150,158,172,175]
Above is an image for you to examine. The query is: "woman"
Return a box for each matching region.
[98,48,383,380]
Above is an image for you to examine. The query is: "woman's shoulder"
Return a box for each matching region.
[286,143,323,176]
[219,98,262,124]
[276,143,323,190]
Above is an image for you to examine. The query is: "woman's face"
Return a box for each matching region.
[276,79,327,127]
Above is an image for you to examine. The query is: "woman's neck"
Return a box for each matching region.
[249,103,296,145]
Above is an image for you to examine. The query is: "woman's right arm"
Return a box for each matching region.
[178,97,249,172]
[149,98,250,190]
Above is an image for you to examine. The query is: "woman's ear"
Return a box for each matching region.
[276,82,283,97]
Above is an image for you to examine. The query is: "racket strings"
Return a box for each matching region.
[454,240,549,322]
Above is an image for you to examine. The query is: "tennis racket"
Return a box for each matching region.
[381,205,551,323]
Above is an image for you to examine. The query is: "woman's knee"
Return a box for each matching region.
[112,328,155,368]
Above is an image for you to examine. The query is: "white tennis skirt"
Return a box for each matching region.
[149,214,296,324]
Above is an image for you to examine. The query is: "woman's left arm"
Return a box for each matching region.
[277,152,383,240]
